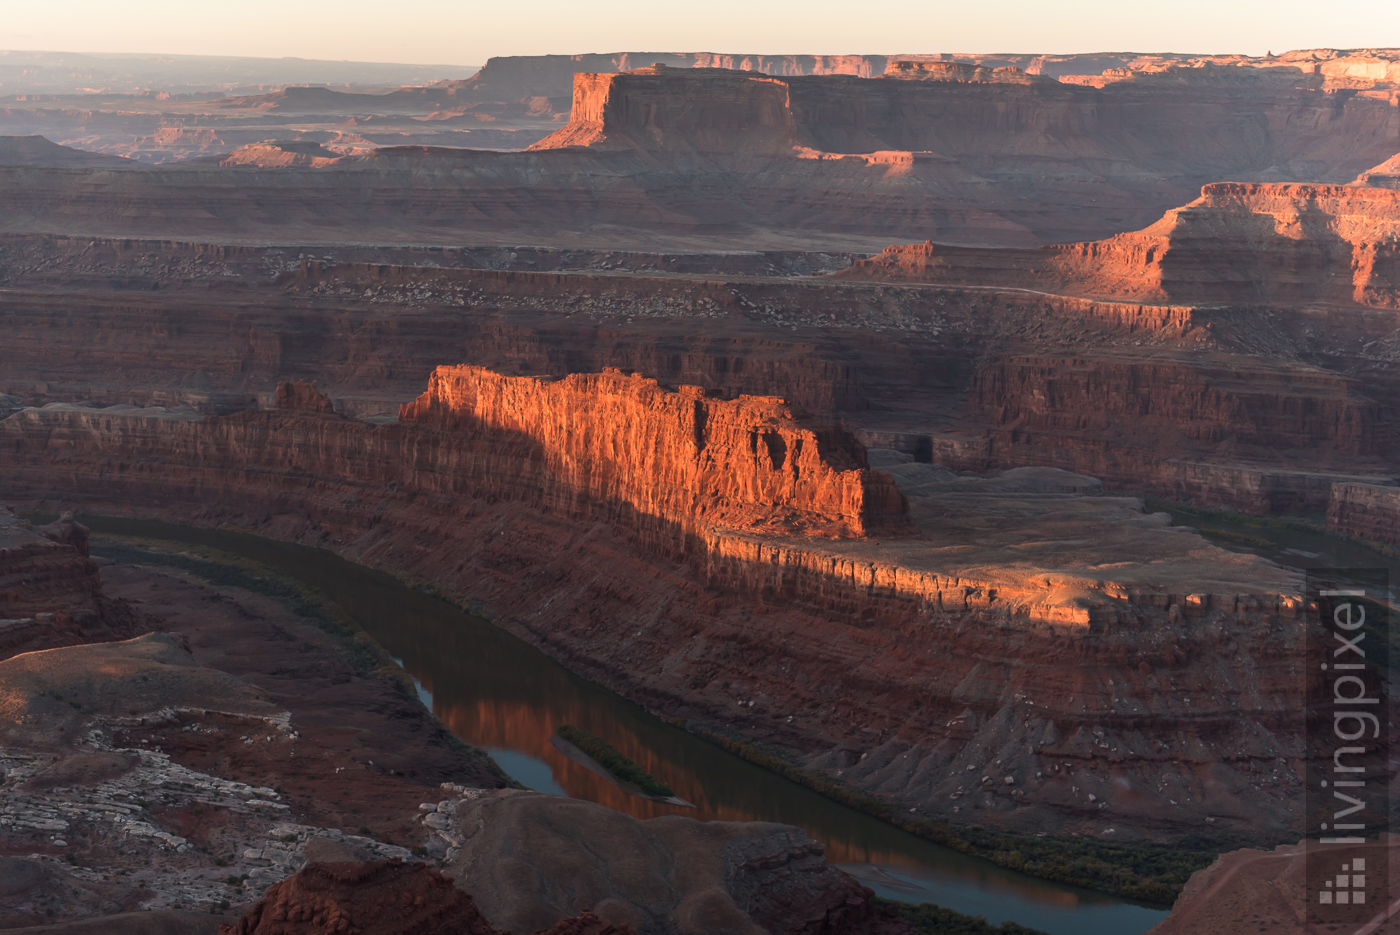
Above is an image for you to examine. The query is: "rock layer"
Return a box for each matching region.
[2,232,1396,516]
[843,182,1400,308]
[4,58,1400,249]
[399,366,908,539]
[1327,481,1400,544]
[217,860,549,935]
[0,507,132,659]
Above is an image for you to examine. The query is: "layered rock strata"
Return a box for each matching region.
[0,372,1311,839]
[2,231,1397,515]
[843,182,1400,308]
[0,509,100,622]
[0,507,133,659]
[399,366,908,539]
[1327,481,1400,544]
[433,789,906,935]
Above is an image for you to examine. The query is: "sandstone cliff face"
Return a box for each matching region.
[530,67,798,155]
[845,182,1400,309]
[969,354,1381,456]
[5,234,1396,517]
[0,506,133,660]
[0,508,100,624]
[399,366,906,538]
[1327,481,1400,544]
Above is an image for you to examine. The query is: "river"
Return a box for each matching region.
[77,516,1170,934]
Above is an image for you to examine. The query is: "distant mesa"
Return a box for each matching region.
[0,135,138,169]
[883,61,1050,84]
[842,181,1400,309]
[216,140,347,168]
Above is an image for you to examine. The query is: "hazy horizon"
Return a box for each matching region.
[2,0,1396,67]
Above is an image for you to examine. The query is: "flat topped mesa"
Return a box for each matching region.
[400,366,908,538]
[527,66,798,153]
[882,61,1049,85]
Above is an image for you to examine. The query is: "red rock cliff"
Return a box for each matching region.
[529,66,798,154]
[844,182,1400,309]
[0,506,134,659]
[399,366,906,538]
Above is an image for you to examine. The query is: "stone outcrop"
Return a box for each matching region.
[217,860,511,935]
[215,141,346,169]
[882,61,1049,84]
[4,232,1398,516]
[844,182,1400,308]
[400,366,907,538]
[1358,150,1400,188]
[275,381,337,414]
[1145,838,1400,934]
[436,789,908,935]
[0,507,115,657]
[529,66,799,155]
[1327,481,1400,544]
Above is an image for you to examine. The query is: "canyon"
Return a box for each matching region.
[1,50,1398,249]
[0,504,902,933]
[2,42,1400,935]
[0,376,1311,847]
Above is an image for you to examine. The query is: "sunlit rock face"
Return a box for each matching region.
[843,182,1400,309]
[399,365,909,539]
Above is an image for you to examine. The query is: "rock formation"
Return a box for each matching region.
[843,182,1400,308]
[3,53,1399,249]
[217,860,535,935]
[399,366,907,538]
[3,225,1397,516]
[435,789,907,935]
[1145,837,1400,934]
[214,142,347,169]
[1327,481,1400,544]
[0,507,133,659]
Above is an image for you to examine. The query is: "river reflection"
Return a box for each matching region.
[78,517,1167,934]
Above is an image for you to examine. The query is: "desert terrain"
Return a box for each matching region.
[1,44,1399,935]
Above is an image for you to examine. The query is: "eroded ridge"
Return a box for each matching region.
[399,365,908,539]
[843,181,1400,309]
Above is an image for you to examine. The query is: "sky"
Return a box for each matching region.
[1,0,1396,67]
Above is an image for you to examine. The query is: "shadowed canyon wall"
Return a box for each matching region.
[0,507,135,658]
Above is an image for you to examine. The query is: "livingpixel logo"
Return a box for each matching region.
[1306,570,1390,925]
